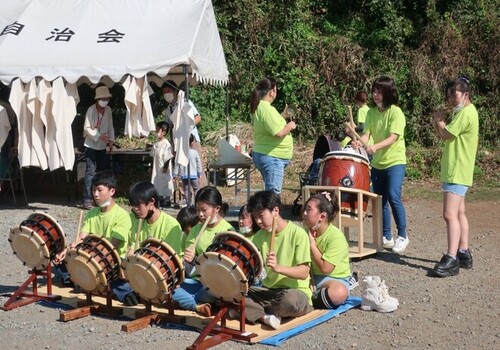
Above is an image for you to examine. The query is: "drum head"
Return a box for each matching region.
[123,239,184,303]
[197,252,248,302]
[65,249,104,293]
[9,226,51,270]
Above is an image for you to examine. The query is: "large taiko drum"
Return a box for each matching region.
[319,151,371,213]
[65,235,121,294]
[9,212,66,270]
[196,232,263,302]
[122,238,184,304]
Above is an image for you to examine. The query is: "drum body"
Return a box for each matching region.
[196,232,263,302]
[65,235,121,294]
[319,151,371,213]
[9,212,66,270]
[122,238,184,304]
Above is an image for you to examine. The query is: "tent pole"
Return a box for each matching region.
[183,65,191,205]
[225,90,229,141]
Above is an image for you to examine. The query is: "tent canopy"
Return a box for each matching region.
[0,0,228,86]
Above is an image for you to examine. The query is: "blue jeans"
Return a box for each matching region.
[252,152,291,194]
[371,165,407,239]
[83,148,109,201]
[171,278,216,311]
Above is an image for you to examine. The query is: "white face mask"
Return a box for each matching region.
[240,225,252,235]
[98,198,112,208]
[376,102,383,109]
[311,220,321,231]
[98,100,109,107]
[453,93,467,113]
[210,215,219,225]
[163,93,174,103]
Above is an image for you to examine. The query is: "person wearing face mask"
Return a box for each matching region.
[53,171,138,306]
[250,77,296,194]
[352,76,409,254]
[238,204,259,238]
[127,181,184,256]
[303,192,351,309]
[431,76,478,277]
[81,85,115,209]
[161,80,207,187]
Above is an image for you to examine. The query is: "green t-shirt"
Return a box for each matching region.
[82,203,132,258]
[364,105,407,169]
[130,212,185,256]
[251,221,312,304]
[357,104,369,124]
[252,100,293,160]
[312,224,351,279]
[185,219,235,256]
[441,104,479,186]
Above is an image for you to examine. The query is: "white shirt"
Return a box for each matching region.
[83,104,114,150]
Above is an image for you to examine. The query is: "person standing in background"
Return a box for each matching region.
[354,91,370,133]
[250,77,296,194]
[81,85,114,209]
[150,121,174,208]
[161,80,207,187]
[352,76,409,254]
[431,76,478,277]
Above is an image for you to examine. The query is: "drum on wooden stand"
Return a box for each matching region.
[9,212,66,270]
[196,232,263,302]
[65,235,121,294]
[122,238,184,304]
[319,151,371,213]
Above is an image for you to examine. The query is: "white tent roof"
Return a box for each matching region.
[0,0,228,86]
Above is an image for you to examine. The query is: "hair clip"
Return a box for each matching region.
[321,191,332,202]
[458,75,470,85]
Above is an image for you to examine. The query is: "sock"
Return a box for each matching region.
[458,248,469,254]
[312,288,335,309]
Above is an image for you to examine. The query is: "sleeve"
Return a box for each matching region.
[107,108,115,142]
[184,223,202,252]
[293,227,311,266]
[363,108,374,135]
[83,107,100,141]
[261,106,286,137]
[446,110,470,137]
[388,107,406,136]
[110,209,132,245]
[320,231,348,268]
[195,152,202,176]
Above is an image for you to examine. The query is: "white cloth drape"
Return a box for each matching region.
[123,76,156,138]
[171,91,196,167]
[0,106,11,149]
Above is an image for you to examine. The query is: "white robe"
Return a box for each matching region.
[0,106,10,149]
[171,91,195,167]
[9,79,32,168]
[150,138,173,198]
[123,75,155,138]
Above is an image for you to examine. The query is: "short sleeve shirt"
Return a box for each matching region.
[130,212,185,256]
[312,224,351,279]
[364,105,406,169]
[82,204,132,258]
[357,104,370,124]
[251,221,312,303]
[441,104,479,186]
[184,219,235,256]
[252,100,293,159]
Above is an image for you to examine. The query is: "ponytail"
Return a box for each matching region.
[249,77,277,114]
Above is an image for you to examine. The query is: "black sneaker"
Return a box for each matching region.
[348,272,359,291]
[123,292,139,306]
[457,249,473,269]
[433,254,459,277]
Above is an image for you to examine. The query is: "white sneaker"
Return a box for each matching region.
[260,314,281,330]
[392,236,409,254]
[383,237,394,249]
[360,276,398,313]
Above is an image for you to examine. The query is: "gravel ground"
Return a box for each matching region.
[0,194,499,350]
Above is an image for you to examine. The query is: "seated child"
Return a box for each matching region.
[303,192,350,308]
[238,204,259,238]
[128,181,184,255]
[242,190,313,329]
[172,186,235,316]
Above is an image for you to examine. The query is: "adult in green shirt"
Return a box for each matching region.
[432,76,478,277]
[352,76,409,254]
[250,77,296,194]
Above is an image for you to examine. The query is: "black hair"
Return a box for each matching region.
[161,80,178,91]
[91,170,117,190]
[195,186,229,216]
[372,76,399,108]
[239,204,260,233]
[176,206,200,233]
[305,192,340,222]
[445,75,473,102]
[189,134,195,145]
[156,121,171,134]
[250,77,277,114]
[247,190,282,214]
[128,181,160,208]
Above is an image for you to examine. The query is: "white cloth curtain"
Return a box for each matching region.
[123,75,156,138]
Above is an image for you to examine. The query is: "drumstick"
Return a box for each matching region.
[347,105,356,130]
[345,122,369,148]
[269,215,277,253]
[189,215,211,251]
[134,218,143,251]
[73,210,84,246]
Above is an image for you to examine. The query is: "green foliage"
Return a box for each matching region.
[203,0,498,148]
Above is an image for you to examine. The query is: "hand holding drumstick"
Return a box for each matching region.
[184,216,211,264]
[54,210,84,264]
[266,216,278,271]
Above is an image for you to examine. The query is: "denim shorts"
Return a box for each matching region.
[442,183,469,197]
[314,275,350,292]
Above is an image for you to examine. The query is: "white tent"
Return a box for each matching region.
[0,0,228,170]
